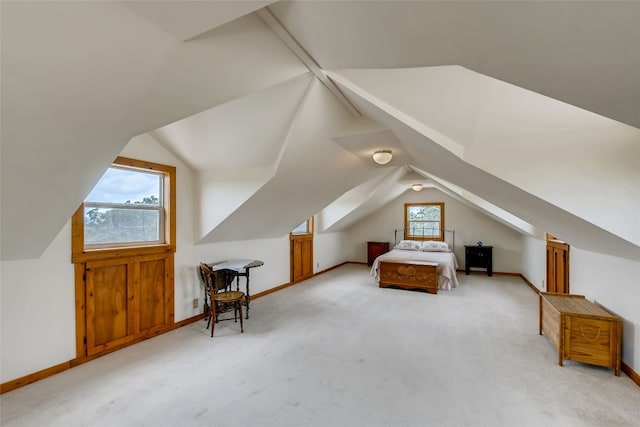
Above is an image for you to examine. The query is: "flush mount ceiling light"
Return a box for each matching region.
[412,183,423,192]
[372,149,392,165]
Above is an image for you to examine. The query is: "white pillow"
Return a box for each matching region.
[394,240,422,251]
[421,241,450,252]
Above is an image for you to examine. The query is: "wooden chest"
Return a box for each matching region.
[539,292,621,376]
[378,261,438,294]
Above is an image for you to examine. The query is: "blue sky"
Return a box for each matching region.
[86,167,160,204]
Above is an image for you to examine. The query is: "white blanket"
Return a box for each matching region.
[370,249,460,291]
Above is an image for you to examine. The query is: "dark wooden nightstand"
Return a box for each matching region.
[367,241,389,266]
[465,245,493,276]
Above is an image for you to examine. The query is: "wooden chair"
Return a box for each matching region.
[199,263,245,337]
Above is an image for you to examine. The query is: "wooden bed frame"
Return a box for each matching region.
[378,260,438,294]
[375,228,456,295]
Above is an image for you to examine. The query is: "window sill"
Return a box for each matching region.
[72,244,176,263]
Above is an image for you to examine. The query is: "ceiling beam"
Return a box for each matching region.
[256,7,360,117]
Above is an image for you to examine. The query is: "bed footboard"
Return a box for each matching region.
[378,261,438,294]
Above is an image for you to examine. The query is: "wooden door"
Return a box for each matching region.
[291,234,313,282]
[86,259,131,354]
[84,253,173,356]
[290,217,314,283]
[546,239,570,294]
[139,256,171,332]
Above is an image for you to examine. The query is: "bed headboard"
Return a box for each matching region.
[394,228,455,249]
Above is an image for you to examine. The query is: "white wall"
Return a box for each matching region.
[347,187,524,273]
[521,236,546,290]
[521,236,640,371]
[0,223,76,383]
[314,231,351,272]
[570,248,640,371]
[0,135,352,383]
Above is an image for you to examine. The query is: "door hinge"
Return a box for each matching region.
[83,336,87,345]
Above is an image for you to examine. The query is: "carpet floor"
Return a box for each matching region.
[1,264,639,426]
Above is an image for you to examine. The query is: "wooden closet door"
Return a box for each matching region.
[291,234,313,283]
[84,253,173,356]
[546,240,570,294]
[85,259,135,355]
[139,255,173,332]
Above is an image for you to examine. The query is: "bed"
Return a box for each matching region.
[370,235,459,294]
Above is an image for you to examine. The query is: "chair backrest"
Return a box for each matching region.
[198,263,208,286]
[200,263,230,293]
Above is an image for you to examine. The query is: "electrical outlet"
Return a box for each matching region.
[316,262,320,269]
[542,280,545,290]
[192,298,198,309]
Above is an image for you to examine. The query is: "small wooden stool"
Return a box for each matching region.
[209,290,244,337]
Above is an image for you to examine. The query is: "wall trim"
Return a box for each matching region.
[0,361,71,394]
[252,262,351,299]
[622,361,640,387]
[519,273,541,295]
[252,281,294,299]
[0,313,203,394]
[455,268,521,277]
[4,267,637,393]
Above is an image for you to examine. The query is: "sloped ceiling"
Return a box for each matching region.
[1,2,307,259]
[150,74,314,172]
[327,66,640,258]
[1,1,639,261]
[270,1,640,128]
[123,0,274,42]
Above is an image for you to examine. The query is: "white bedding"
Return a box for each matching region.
[370,248,460,291]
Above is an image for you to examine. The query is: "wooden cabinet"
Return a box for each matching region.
[367,241,389,266]
[539,292,621,376]
[464,245,493,276]
[84,253,174,356]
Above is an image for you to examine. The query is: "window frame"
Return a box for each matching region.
[290,217,314,236]
[404,202,445,241]
[72,157,176,262]
[83,165,164,249]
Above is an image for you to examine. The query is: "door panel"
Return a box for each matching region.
[140,257,166,331]
[300,237,313,279]
[89,262,129,347]
[291,235,313,282]
[546,240,570,294]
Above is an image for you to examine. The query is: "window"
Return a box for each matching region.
[84,166,163,247]
[404,202,444,241]
[72,157,176,259]
[291,217,313,235]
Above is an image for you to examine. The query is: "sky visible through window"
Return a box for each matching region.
[86,167,160,204]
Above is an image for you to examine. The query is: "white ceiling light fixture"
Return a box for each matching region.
[372,149,392,165]
[412,183,423,192]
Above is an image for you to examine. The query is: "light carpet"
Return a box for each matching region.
[1,264,638,426]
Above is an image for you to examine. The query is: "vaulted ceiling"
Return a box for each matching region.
[2,1,639,261]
